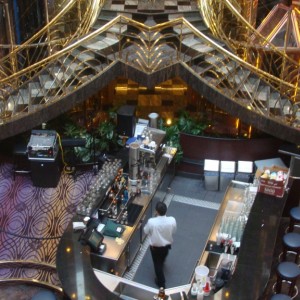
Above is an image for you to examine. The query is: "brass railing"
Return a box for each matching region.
[1,15,299,123]
[0,4,299,138]
[0,260,63,294]
[0,0,104,79]
[198,0,300,102]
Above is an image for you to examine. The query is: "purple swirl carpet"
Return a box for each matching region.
[0,163,95,287]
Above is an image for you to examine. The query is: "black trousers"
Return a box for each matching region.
[150,245,170,289]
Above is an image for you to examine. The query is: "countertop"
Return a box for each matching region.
[56,182,287,300]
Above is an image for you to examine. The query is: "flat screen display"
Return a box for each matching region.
[86,229,104,252]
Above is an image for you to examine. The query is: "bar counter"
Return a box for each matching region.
[56,179,287,300]
[197,181,287,299]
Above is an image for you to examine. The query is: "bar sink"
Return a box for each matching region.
[204,252,236,281]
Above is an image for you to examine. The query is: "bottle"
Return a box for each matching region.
[158,287,165,299]
[123,187,129,201]
[203,282,210,296]
[191,283,199,297]
[197,286,204,300]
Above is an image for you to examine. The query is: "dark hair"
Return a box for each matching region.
[156,202,167,216]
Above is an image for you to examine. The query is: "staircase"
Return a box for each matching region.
[0,1,299,144]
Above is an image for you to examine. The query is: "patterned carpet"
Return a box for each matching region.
[0,162,95,296]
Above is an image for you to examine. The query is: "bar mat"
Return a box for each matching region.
[127,203,143,227]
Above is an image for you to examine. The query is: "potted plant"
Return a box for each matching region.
[159,110,207,163]
[63,118,120,164]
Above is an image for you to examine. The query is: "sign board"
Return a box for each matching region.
[258,178,285,198]
[257,165,288,198]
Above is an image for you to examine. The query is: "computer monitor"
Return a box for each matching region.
[81,228,104,252]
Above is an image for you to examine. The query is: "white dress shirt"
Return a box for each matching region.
[144,215,177,247]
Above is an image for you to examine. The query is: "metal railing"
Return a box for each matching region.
[0,2,299,140]
[198,0,300,102]
[0,260,63,294]
[0,0,104,80]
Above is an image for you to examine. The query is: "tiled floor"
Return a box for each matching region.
[125,174,300,299]
[104,0,198,12]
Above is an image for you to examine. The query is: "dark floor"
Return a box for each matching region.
[148,174,300,299]
[133,175,224,288]
[128,173,300,299]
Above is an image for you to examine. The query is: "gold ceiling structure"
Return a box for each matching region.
[0,0,299,143]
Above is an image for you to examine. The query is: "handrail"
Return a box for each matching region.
[2,15,298,91]
[0,260,63,294]
[0,259,57,271]
[198,0,300,102]
[0,0,105,79]
[0,278,63,294]
[0,13,299,139]
[0,15,299,126]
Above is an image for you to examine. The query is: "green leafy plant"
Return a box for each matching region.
[159,110,208,163]
[63,119,120,163]
[177,110,207,135]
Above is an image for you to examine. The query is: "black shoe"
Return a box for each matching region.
[154,278,165,289]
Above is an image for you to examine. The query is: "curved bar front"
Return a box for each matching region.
[57,223,119,300]
[57,166,288,300]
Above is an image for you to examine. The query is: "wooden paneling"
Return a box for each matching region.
[180,132,287,163]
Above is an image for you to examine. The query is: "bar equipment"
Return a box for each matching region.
[219,161,236,191]
[27,129,61,187]
[148,112,159,128]
[235,161,253,182]
[27,129,59,161]
[204,159,220,191]
[195,265,209,287]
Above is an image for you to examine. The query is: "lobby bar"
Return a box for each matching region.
[56,144,288,300]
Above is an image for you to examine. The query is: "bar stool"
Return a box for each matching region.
[271,294,292,300]
[288,207,300,233]
[274,261,300,297]
[280,232,300,263]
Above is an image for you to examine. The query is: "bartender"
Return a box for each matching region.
[144,201,177,289]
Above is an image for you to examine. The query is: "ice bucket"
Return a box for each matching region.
[195,265,209,287]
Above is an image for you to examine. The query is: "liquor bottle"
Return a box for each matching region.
[123,187,129,201]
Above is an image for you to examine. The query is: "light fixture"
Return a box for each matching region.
[166,118,172,125]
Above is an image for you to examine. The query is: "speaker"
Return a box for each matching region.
[117,105,136,137]
[61,138,86,147]
[30,156,61,188]
[290,156,300,179]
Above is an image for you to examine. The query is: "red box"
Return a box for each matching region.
[256,165,288,198]
[258,178,285,198]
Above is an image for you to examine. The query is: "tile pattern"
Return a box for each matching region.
[172,194,220,210]
[107,0,198,12]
